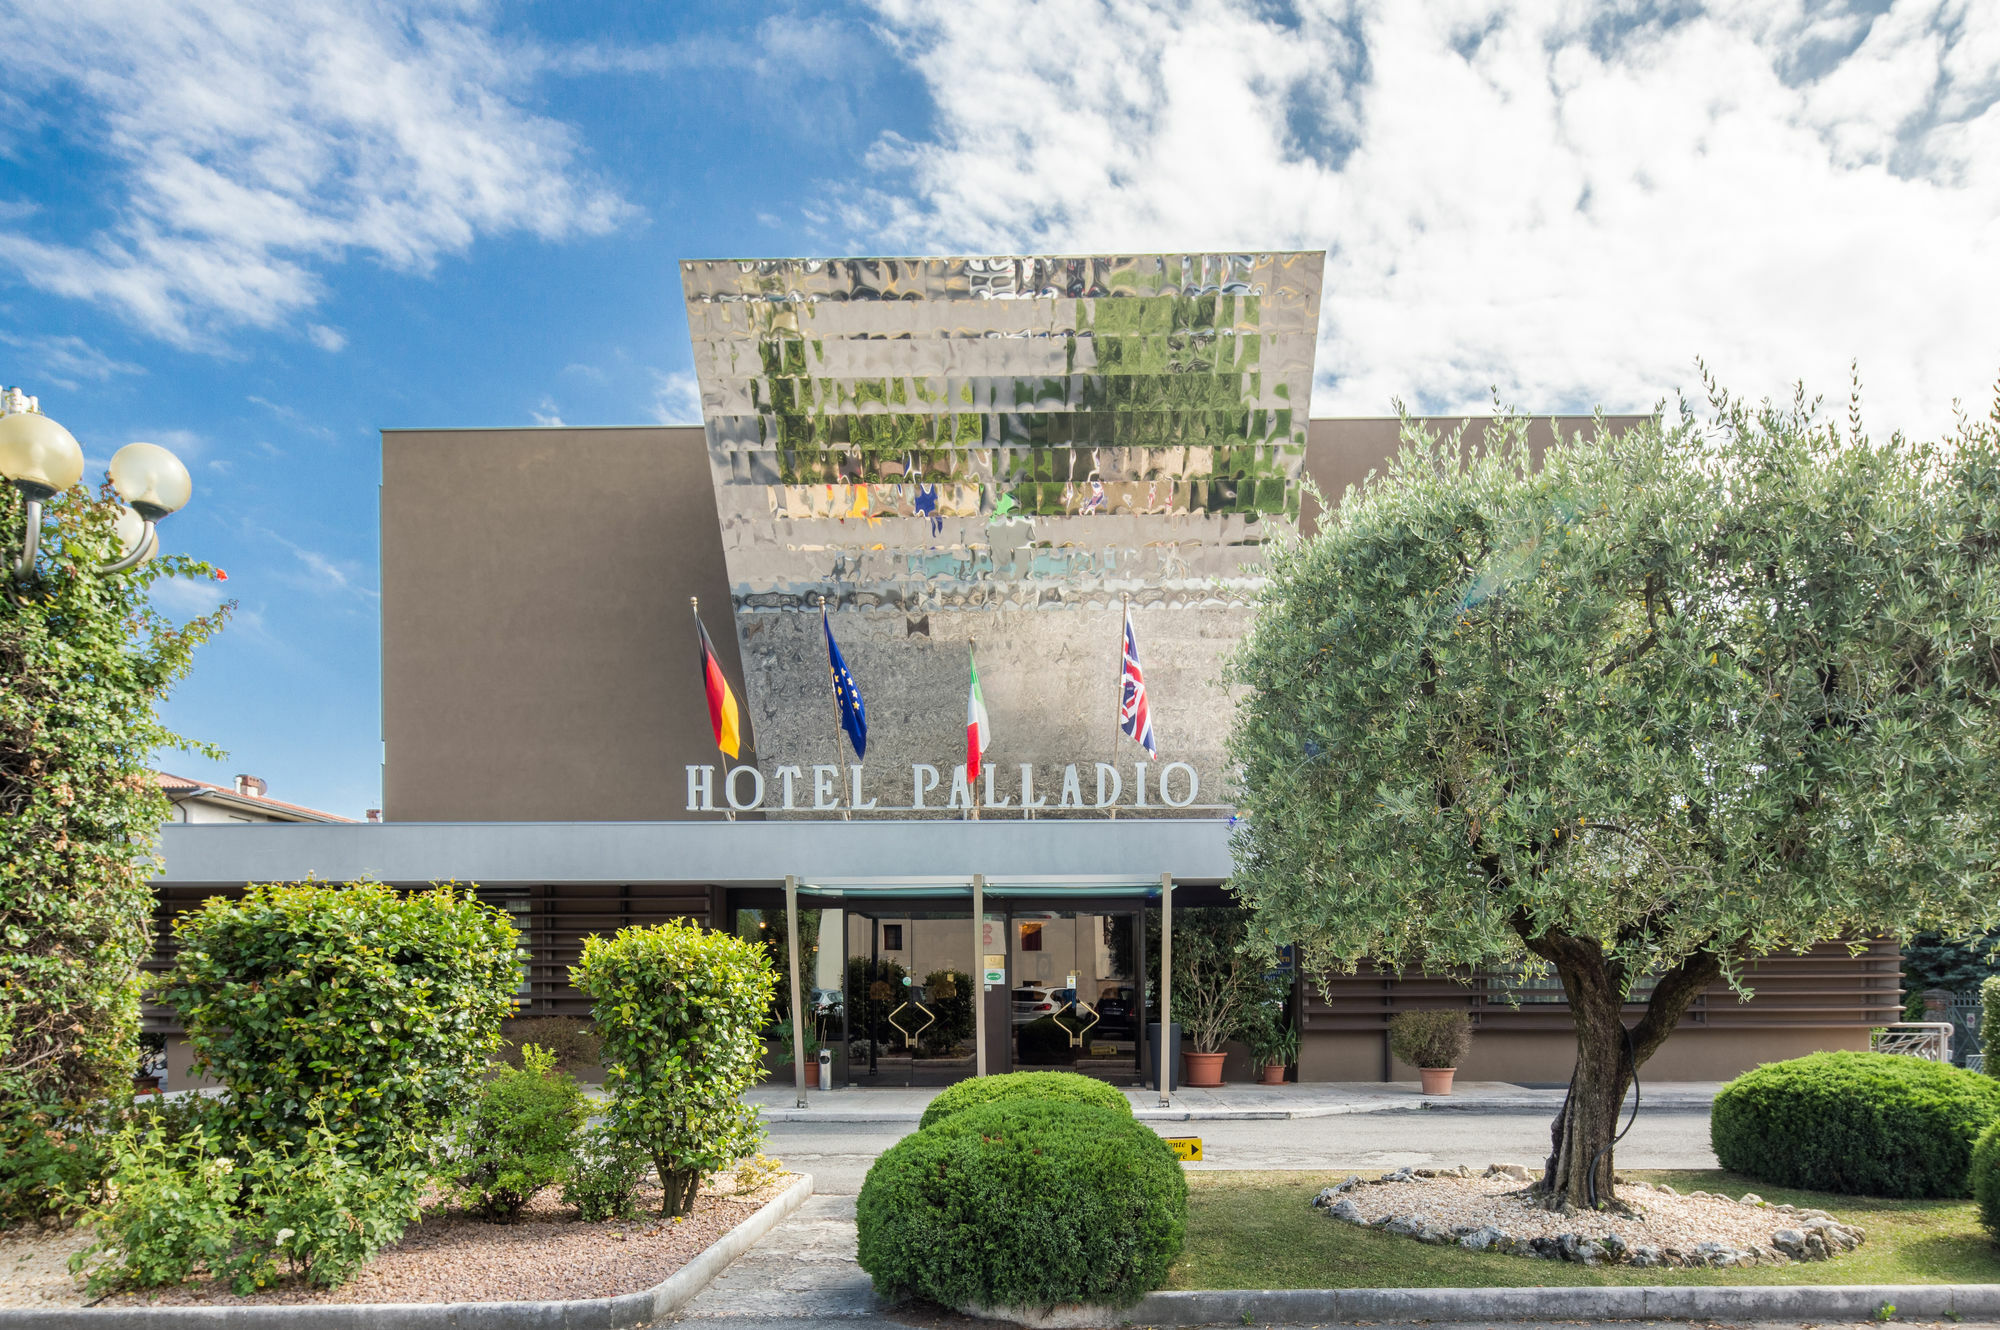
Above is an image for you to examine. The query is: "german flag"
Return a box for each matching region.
[693,602,743,759]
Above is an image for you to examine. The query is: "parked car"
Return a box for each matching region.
[1095,985,1137,1036]
[1011,985,1063,1024]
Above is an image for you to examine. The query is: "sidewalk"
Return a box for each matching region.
[745,1080,1722,1123]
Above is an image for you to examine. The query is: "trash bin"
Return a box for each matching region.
[1146,1021,1182,1092]
[817,1048,834,1091]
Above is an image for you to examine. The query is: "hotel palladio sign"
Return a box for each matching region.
[685,760,1203,814]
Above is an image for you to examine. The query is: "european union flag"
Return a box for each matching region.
[824,605,867,760]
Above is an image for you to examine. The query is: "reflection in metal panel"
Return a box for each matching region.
[680,254,1325,816]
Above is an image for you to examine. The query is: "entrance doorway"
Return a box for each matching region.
[1001,907,1144,1087]
[843,908,980,1087]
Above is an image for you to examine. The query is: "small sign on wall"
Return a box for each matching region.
[983,955,1006,986]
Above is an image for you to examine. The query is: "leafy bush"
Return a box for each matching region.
[1712,1051,2000,1197]
[563,1123,650,1223]
[1016,1015,1080,1066]
[71,1116,424,1295]
[919,1070,1132,1130]
[2,1094,211,1225]
[2,471,228,1111]
[857,1099,1186,1310]
[1984,976,1999,1075]
[571,919,776,1215]
[732,1153,786,1196]
[1973,1119,2000,1244]
[498,1018,601,1077]
[448,1045,589,1222]
[164,881,520,1163]
[1388,1009,1472,1069]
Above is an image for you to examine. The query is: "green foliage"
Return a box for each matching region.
[498,1017,601,1076]
[1984,977,2000,1075]
[1388,1009,1472,1069]
[70,1115,424,1295]
[1973,1120,2000,1245]
[1016,1015,1080,1065]
[163,881,520,1163]
[447,1045,589,1222]
[1170,908,1264,1054]
[2,470,229,1109]
[1,1090,211,1225]
[562,1123,650,1222]
[920,969,975,1054]
[1226,379,2000,1200]
[770,1016,822,1060]
[1903,932,2000,1003]
[856,1099,1187,1310]
[1236,976,1298,1067]
[1712,1051,2000,1197]
[919,1070,1134,1130]
[570,918,777,1216]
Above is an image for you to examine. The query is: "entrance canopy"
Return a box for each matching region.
[151,816,1237,889]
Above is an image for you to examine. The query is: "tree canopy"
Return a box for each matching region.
[1226,376,2000,1205]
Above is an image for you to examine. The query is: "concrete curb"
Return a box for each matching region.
[972,1283,2000,1328]
[0,1173,814,1330]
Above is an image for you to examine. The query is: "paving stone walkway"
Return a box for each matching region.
[675,1195,883,1324]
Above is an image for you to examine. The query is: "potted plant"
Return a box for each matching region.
[1172,908,1260,1087]
[772,1016,823,1088]
[1249,1022,1299,1085]
[1389,1008,1471,1095]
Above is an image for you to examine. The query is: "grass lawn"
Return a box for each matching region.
[1168,1169,2000,1290]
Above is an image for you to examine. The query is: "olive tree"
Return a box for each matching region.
[1227,378,2000,1209]
[2,474,227,1110]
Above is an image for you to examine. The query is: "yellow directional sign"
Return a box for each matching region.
[1165,1137,1203,1162]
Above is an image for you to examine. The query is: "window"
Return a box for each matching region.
[882,924,904,951]
[1484,962,1659,1006]
[1020,922,1043,952]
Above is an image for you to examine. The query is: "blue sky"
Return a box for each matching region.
[2,0,1996,819]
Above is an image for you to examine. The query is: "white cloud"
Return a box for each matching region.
[531,395,565,427]
[0,332,144,392]
[850,0,2000,435]
[650,369,702,424]
[147,573,231,619]
[306,324,347,352]
[0,0,633,348]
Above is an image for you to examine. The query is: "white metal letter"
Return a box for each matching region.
[1059,764,1085,808]
[948,764,975,809]
[1019,763,1048,809]
[1094,762,1123,808]
[686,765,715,812]
[1159,761,1199,808]
[983,765,1015,808]
[912,763,941,809]
[725,764,766,811]
[776,765,803,809]
[811,764,841,810]
[849,765,878,810]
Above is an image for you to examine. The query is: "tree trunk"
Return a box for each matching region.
[1513,920,1723,1210]
[658,1162,701,1216]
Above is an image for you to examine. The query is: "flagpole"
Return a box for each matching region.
[821,595,852,822]
[692,596,735,823]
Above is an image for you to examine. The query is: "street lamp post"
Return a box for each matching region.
[0,387,193,579]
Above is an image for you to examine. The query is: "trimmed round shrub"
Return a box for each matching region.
[857,1099,1185,1310]
[164,882,520,1164]
[1711,1051,2000,1197]
[919,1070,1132,1131]
[1974,1119,2000,1244]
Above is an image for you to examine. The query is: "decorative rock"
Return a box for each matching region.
[1628,1244,1662,1267]
[1772,1227,1809,1258]
[1327,1199,1364,1224]
[1574,1240,1606,1266]
[1384,1215,1423,1237]
[1486,1162,1533,1181]
[1654,1183,1678,1196]
[1740,1193,1765,1206]
[1602,1233,1630,1262]
[1416,1223,1453,1245]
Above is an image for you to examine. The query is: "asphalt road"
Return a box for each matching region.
[765,1106,1720,1195]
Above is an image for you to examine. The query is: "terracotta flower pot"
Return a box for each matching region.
[1183,1050,1226,1087]
[1419,1066,1456,1096]
[1259,1062,1286,1085]
[803,1061,820,1089]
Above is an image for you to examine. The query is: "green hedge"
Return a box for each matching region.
[856,1099,1185,1309]
[919,1071,1132,1130]
[1974,1119,2000,1243]
[1712,1051,2000,1197]
[163,882,520,1163]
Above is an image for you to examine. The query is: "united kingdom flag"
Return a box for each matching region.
[1119,604,1158,760]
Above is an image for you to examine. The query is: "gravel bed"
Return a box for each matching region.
[1312,1165,1865,1268]
[1,1173,792,1310]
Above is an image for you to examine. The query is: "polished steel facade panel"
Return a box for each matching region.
[681,253,1323,817]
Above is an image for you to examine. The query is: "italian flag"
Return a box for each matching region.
[966,648,991,784]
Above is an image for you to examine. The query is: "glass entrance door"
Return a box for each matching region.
[1007,908,1144,1086]
[843,908,980,1088]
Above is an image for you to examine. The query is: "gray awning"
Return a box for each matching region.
[153,817,1238,889]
